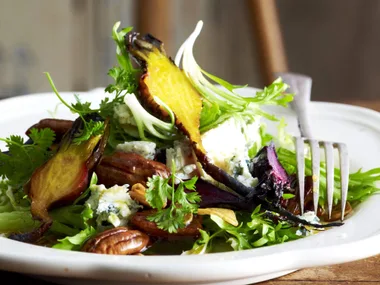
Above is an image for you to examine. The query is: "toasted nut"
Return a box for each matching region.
[26,119,73,143]
[131,210,202,238]
[95,152,170,188]
[197,208,238,226]
[130,183,151,207]
[81,226,149,255]
[183,212,193,225]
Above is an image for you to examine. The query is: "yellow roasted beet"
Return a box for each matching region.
[127,33,252,198]
[29,136,100,221]
[26,114,109,222]
[128,34,205,153]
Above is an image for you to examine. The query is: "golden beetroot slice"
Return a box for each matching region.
[27,114,109,222]
[127,34,205,153]
[126,34,252,198]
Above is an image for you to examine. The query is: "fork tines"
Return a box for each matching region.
[295,137,349,221]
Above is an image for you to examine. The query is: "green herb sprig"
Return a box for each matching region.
[145,164,201,233]
[0,128,55,186]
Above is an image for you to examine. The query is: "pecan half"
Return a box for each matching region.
[26,119,73,143]
[131,210,202,238]
[82,227,149,255]
[130,183,151,207]
[95,152,170,187]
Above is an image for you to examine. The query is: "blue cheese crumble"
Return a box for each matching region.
[114,103,136,126]
[85,184,140,228]
[116,141,156,160]
[166,139,197,181]
[201,117,261,187]
[298,211,320,224]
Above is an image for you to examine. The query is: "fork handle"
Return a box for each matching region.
[274,72,314,138]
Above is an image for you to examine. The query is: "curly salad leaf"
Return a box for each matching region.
[184,205,304,254]
[277,148,380,206]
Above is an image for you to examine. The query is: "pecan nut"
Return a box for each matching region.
[95,152,170,188]
[130,183,151,207]
[26,118,73,143]
[131,210,202,238]
[82,227,150,255]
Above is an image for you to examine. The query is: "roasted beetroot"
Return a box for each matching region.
[195,179,250,210]
[249,143,291,207]
[26,114,109,223]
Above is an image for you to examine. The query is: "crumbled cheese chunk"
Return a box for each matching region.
[166,139,197,181]
[227,155,258,187]
[298,211,320,224]
[116,141,156,160]
[113,104,136,126]
[86,184,140,228]
[201,117,261,187]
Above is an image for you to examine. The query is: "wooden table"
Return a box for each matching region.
[259,255,380,285]
[1,100,380,284]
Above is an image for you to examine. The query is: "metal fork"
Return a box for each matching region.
[274,72,349,221]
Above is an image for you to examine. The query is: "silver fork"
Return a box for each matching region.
[274,72,349,221]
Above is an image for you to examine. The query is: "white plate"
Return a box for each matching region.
[1,87,380,285]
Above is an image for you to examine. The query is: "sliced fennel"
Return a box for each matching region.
[123,94,179,141]
[175,20,294,133]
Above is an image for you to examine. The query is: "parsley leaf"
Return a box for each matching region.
[147,207,186,234]
[72,120,105,144]
[28,128,57,150]
[0,128,55,186]
[105,67,138,95]
[145,166,201,233]
[146,175,173,210]
[105,22,139,100]
[44,72,106,144]
[174,177,201,212]
[44,23,140,150]
[71,94,93,114]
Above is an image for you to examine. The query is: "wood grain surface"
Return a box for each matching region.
[258,255,380,284]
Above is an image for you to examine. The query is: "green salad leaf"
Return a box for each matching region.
[51,204,96,250]
[0,182,38,234]
[52,226,96,251]
[277,148,380,207]
[0,211,40,234]
[185,205,304,254]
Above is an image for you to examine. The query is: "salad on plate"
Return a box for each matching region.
[0,20,379,256]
